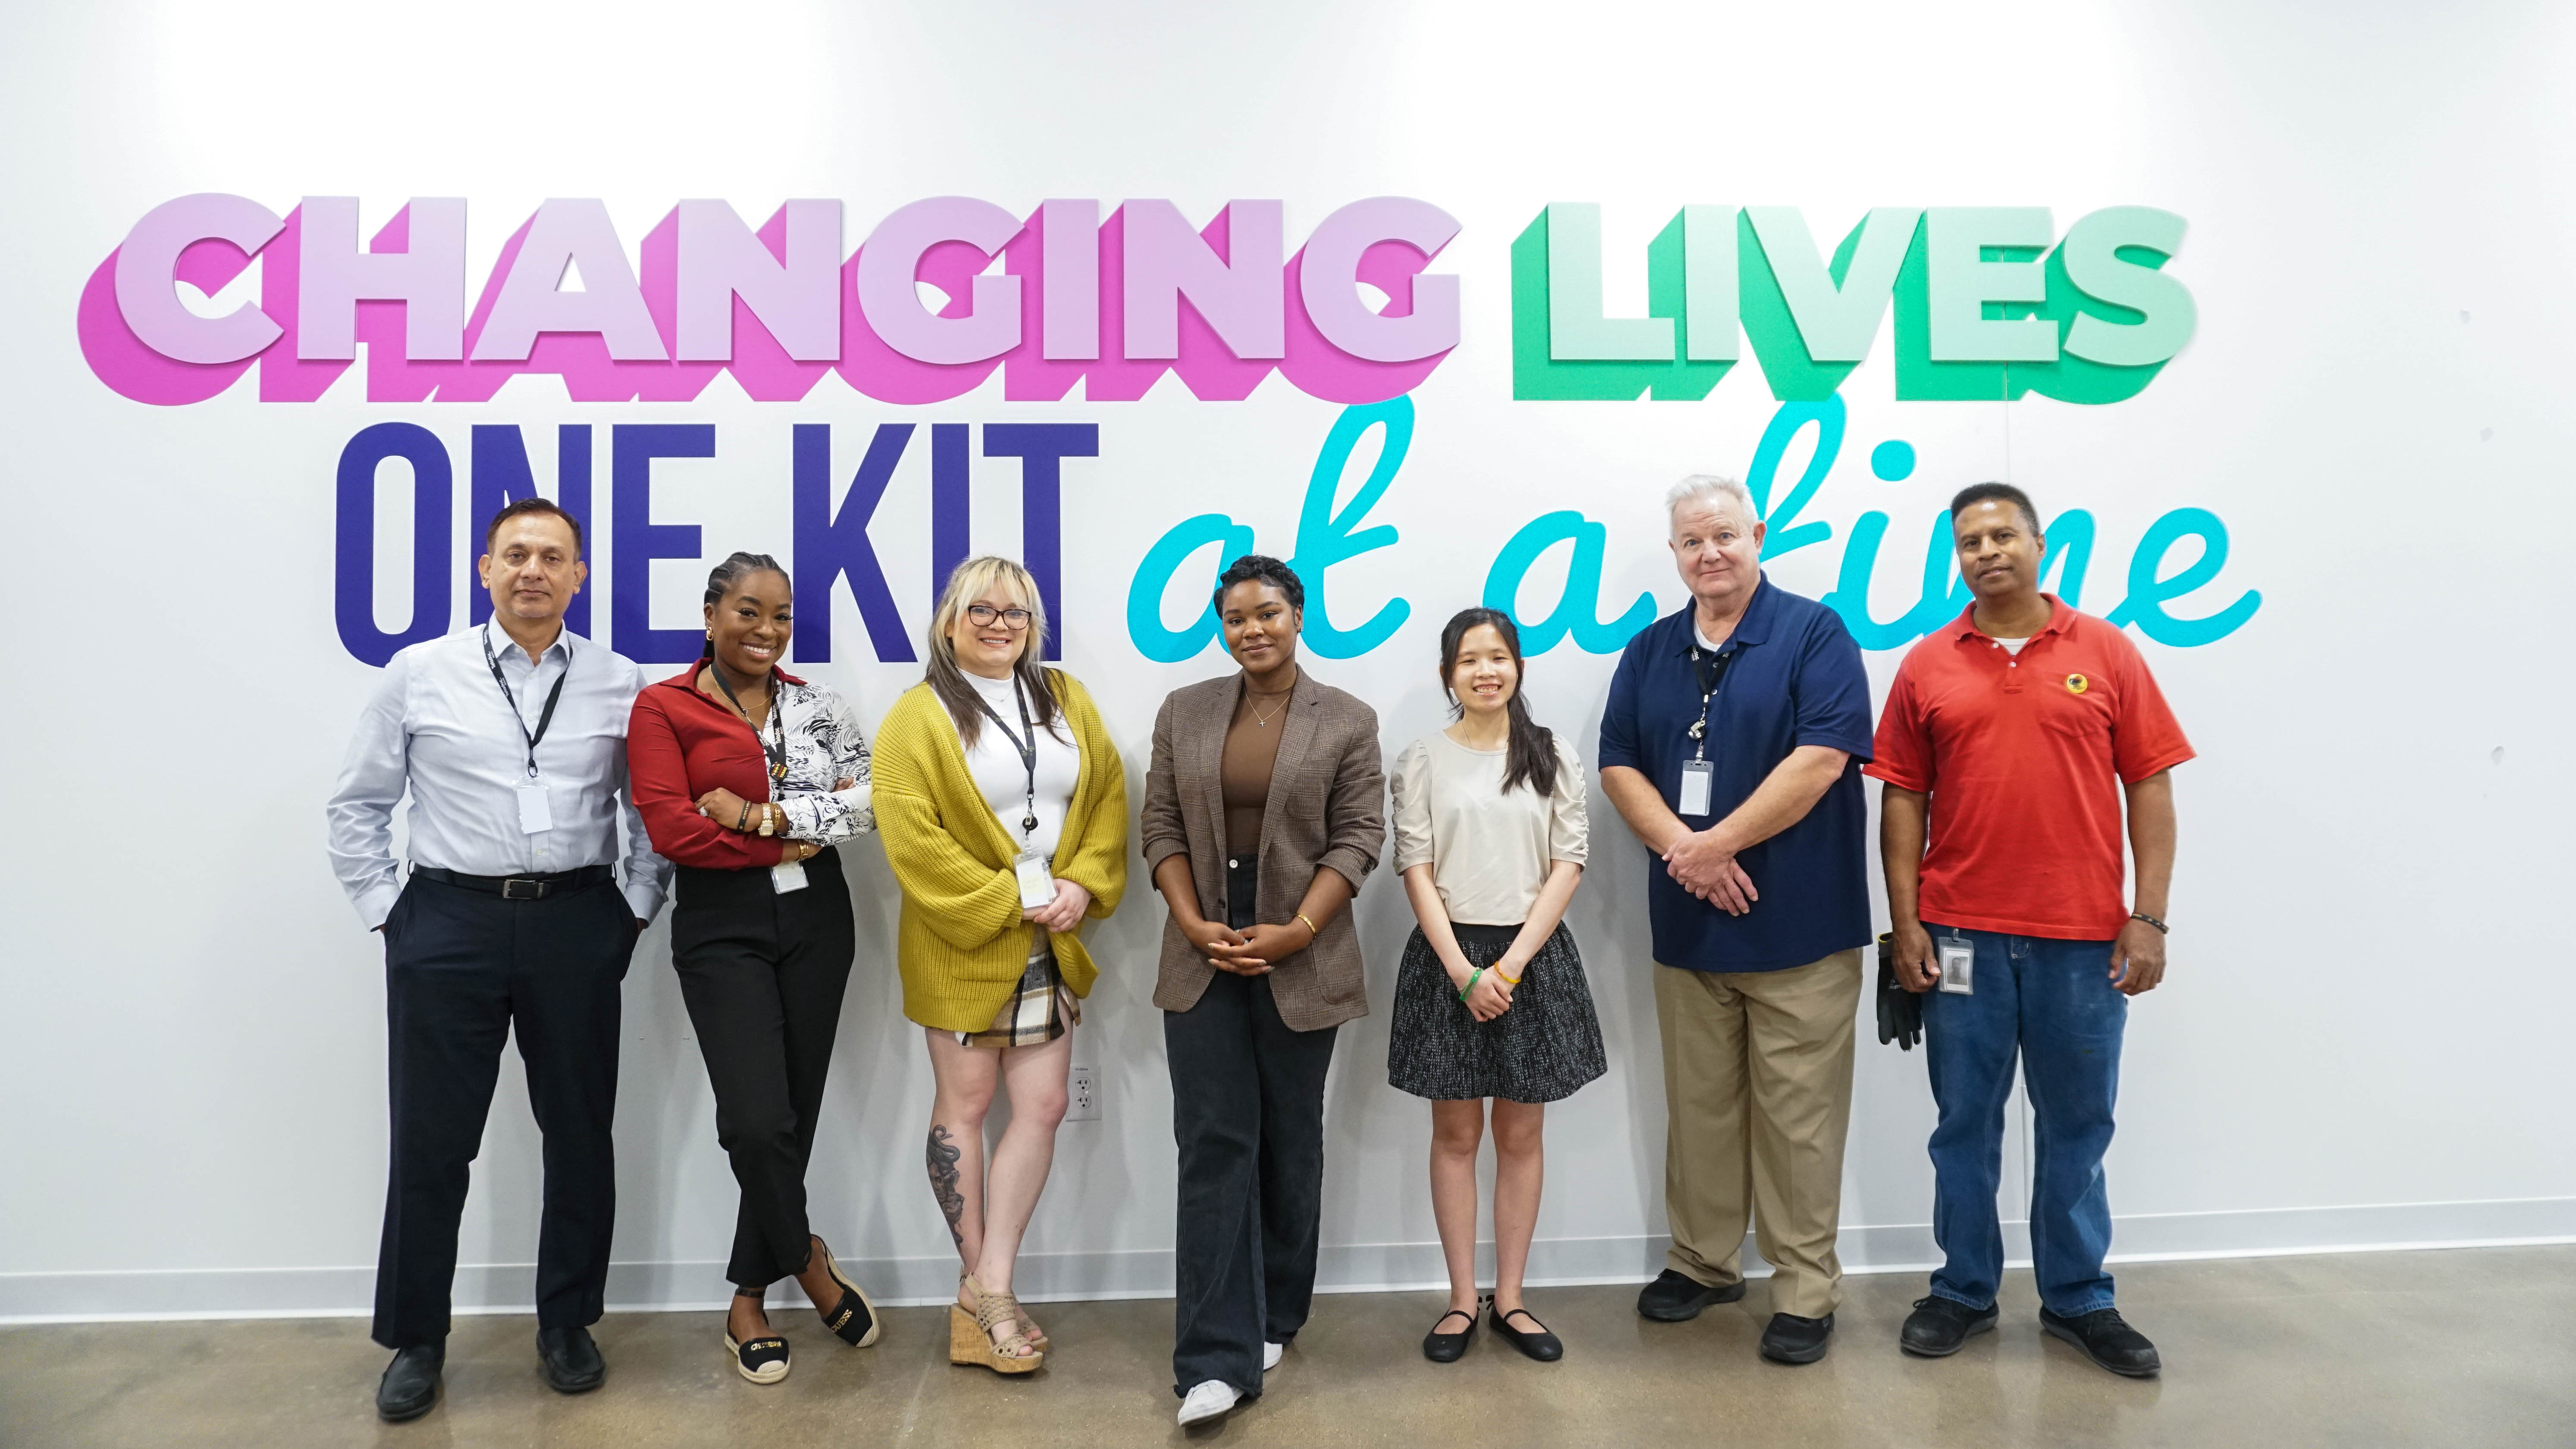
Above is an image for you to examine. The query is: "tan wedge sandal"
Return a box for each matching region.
[950,1273,1042,1375]
[960,1269,1048,1351]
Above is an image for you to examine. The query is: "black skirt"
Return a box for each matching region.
[1387,922,1606,1104]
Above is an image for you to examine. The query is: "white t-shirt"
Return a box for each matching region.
[957,670,1082,861]
[1992,636,2032,656]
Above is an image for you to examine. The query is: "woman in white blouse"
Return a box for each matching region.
[1387,607,1605,1366]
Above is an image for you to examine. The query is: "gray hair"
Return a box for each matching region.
[1666,474,1756,533]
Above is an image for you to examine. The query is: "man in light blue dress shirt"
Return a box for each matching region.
[327,498,670,1422]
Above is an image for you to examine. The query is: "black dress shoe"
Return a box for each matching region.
[1635,1269,1746,1322]
[1901,1295,1999,1357]
[1488,1304,1564,1362]
[2040,1306,2161,1377]
[1422,1300,1481,1362]
[537,1325,606,1393]
[376,1342,443,1422]
[1758,1311,1835,1364]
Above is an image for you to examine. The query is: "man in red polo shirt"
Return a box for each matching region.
[1867,482,2193,1379]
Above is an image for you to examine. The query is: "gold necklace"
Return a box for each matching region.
[1244,682,1293,728]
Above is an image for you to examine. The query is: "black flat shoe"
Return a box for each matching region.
[1488,1304,1564,1362]
[1758,1311,1834,1365]
[536,1325,606,1393]
[810,1238,882,1347]
[725,1330,792,1385]
[375,1342,443,1422]
[1901,1295,1999,1357]
[1422,1300,1482,1362]
[1635,1269,1745,1322]
[2040,1305,2162,1377]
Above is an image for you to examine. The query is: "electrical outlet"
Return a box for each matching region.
[1067,1063,1099,1121]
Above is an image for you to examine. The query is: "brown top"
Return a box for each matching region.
[1220,674,1296,850]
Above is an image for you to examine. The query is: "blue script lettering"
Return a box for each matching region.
[1123,398,1415,662]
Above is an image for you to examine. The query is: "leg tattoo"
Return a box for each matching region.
[927,1124,967,1249]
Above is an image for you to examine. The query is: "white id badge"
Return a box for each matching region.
[771,861,808,894]
[514,781,553,835]
[1936,936,1975,994]
[1014,850,1056,910]
[1677,758,1715,817]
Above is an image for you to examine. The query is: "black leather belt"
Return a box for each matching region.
[414,864,613,900]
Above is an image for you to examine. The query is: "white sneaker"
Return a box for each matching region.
[1263,1341,1284,1372]
[1178,1380,1242,1426]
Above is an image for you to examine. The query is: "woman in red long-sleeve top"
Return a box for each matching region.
[625,551,880,1387]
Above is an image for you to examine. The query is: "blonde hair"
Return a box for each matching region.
[925,555,1064,748]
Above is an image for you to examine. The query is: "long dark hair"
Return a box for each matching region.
[1439,608,1556,797]
[701,551,788,660]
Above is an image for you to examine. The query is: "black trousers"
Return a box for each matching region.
[1164,968,1339,1399]
[374,873,637,1349]
[671,851,856,1289]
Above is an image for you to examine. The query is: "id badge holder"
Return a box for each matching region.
[1677,759,1715,817]
[771,860,808,894]
[1014,849,1056,910]
[1936,936,1976,995]
[514,781,552,835]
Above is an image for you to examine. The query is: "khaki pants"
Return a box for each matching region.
[1654,949,1863,1320]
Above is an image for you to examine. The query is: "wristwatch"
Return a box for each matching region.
[758,803,778,837]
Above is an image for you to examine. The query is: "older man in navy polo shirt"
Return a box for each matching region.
[1599,475,1875,1365]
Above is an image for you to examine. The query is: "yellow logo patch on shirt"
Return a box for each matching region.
[2065,673,2090,695]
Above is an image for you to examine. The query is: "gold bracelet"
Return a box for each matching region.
[1497,969,1523,986]
[1296,913,1320,940]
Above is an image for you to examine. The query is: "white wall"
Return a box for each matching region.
[5,0,2574,1321]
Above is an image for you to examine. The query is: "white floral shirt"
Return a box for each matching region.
[768,676,876,844]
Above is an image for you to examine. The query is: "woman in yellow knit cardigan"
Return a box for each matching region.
[872,556,1127,1376]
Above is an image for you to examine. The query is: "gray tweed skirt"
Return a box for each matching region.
[1387,922,1606,1104]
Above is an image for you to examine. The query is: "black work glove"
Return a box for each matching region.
[1876,932,1922,1050]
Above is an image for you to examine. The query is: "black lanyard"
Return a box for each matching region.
[970,677,1042,839]
[481,624,570,780]
[708,663,789,781]
[1685,641,1741,762]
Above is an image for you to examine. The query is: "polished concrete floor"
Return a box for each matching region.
[5,1244,2571,1448]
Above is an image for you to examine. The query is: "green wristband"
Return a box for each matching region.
[1458,966,1484,1004]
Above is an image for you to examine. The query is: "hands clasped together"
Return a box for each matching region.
[1185,918,1319,978]
[1663,828,1759,915]
[1023,877,1092,934]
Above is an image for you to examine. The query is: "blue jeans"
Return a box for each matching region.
[1920,925,2125,1317]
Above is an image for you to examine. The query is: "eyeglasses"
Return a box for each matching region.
[966,604,1033,630]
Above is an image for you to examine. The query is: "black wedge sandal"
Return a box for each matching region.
[1424,1295,1487,1362]
[726,1288,791,1384]
[1490,1302,1564,1362]
[809,1238,882,1348]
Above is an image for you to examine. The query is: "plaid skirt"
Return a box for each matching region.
[957,933,1081,1049]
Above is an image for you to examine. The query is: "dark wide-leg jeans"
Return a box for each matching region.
[1164,970,1338,1400]
[374,874,637,1349]
[669,851,857,1289]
